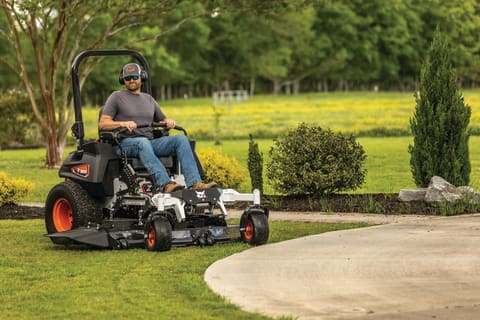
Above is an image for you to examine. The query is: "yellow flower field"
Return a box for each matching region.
[82,90,480,141]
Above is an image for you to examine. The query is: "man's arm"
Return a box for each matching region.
[99,114,137,132]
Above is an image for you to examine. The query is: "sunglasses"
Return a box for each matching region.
[124,75,139,81]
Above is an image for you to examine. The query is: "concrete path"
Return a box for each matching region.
[205,213,480,319]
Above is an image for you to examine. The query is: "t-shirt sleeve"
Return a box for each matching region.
[102,91,120,118]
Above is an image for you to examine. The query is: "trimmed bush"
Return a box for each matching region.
[266,123,367,196]
[0,171,34,205]
[197,148,245,189]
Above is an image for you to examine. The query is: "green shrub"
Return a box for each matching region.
[0,171,34,205]
[0,89,41,147]
[266,123,367,196]
[247,135,263,193]
[197,148,245,189]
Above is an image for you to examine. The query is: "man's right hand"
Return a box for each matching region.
[122,121,137,132]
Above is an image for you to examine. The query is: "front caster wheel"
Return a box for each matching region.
[145,216,172,252]
[240,211,269,245]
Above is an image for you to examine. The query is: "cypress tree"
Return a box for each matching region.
[409,28,471,187]
[248,134,264,193]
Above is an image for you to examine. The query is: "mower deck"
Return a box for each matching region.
[46,223,242,249]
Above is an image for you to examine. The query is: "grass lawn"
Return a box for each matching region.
[2,136,480,202]
[0,219,368,320]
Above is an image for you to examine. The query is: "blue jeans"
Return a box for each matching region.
[118,135,201,190]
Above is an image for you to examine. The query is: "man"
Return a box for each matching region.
[99,62,216,193]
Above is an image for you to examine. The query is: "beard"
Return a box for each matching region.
[126,81,140,92]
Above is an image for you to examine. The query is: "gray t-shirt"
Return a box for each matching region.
[102,89,166,139]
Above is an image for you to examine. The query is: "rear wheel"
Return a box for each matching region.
[145,216,172,251]
[240,211,269,245]
[45,181,98,244]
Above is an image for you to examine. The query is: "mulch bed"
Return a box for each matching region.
[262,193,434,214]
[0,204,45,219]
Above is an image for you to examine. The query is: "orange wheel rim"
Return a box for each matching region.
[52,198,73,232]
[147,226,155,247]
[244,220,253,240]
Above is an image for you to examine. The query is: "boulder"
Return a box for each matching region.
[424,176,480,204]
[424,176,463,203]
[398,188,427,202]
[398,176,480,204]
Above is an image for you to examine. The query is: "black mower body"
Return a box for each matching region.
[60,140,120,196]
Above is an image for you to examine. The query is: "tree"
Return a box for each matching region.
[0,0,201,167]
[152,2,212,100]
[409,28,471,187]
[0,0,286,168]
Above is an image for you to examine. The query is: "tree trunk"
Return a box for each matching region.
[223,79,230,90]
[45,127,61,168]
[159,84,165,101]
[272,77,281,95]
[293,79,300,94]
[188,84,193,98]
[285,81,291,95]
[249,77,255,96]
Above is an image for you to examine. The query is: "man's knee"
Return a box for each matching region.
[136,138,154,152]
[173,134,189,146]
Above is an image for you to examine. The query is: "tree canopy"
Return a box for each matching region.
[0,0,479,167]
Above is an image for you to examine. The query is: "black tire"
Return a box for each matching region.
[45,181,98,244]
[145,216,172,251]
[240,212,269,245]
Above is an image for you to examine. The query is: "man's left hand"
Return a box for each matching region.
[164,118,176,129]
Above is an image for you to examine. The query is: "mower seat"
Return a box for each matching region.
[129,157,174,170]
[98,131,178,176]
[128,156,178,177]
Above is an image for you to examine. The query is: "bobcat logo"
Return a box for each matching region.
[125,66,136,73]
[195,190,206,199]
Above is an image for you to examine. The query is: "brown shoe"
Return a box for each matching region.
[162,182,185,193]
[189,181,217,190]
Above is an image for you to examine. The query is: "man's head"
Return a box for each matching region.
[121,63,141,80]
[119,63,146,92]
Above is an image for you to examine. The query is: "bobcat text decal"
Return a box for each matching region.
[71,164,90,178]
